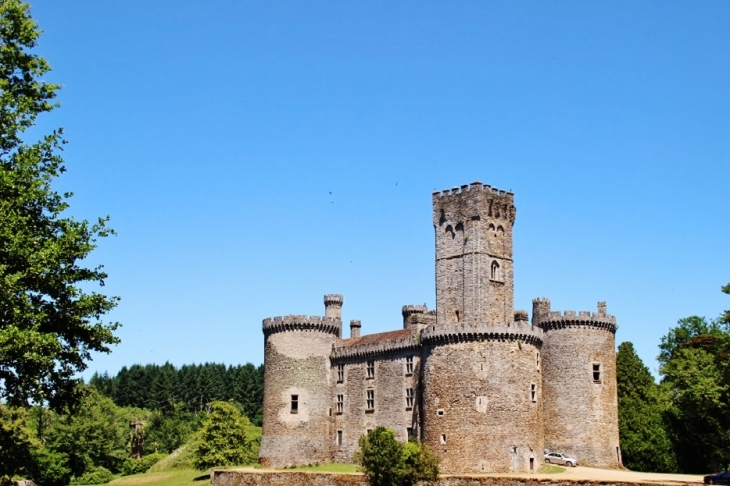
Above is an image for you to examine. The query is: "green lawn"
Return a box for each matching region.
[540,464,566,474]
[109,470,208,486]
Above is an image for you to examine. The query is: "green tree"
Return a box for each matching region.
[0,405,38,481]
[191,401,255,470]
[616,342,677,472]
[46,388,135,477]
[355,427,438,486]
[659,314,730,473]
[720,283,730,327]
[0,0,119,411]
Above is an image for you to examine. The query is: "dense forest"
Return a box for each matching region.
[88,362,264,425]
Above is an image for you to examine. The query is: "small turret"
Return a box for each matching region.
[402,304,436,331]
[350,320,361,339]
[324,294,343,320]
[532,298,551,325]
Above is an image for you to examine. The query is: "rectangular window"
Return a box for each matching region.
[337,430,343,446]
[366,390,374,411]
[536,352,540,371]
[405,388,414,409]
[440,433,447,444]
[367,360,375,379]
[336,394,344,414]
[337,364,344,383]
[406,427,414,439]
[405,356,414,375]
[593,363,602,383]
[530,383,537,402]
[291,394,298,413]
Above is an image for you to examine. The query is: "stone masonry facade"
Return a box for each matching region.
[258,181,621,474]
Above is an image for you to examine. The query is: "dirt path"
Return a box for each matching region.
[489,466,705,484]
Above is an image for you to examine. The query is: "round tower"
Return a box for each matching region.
[421,321,544,473]
[535,299,621,468]
[258,295,343,467]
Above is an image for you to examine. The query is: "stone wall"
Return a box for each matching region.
[330,349,421,462]
[538,304,620,468]
[421,330,544,474]
[212,470,697,486]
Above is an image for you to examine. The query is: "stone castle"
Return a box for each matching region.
[259,181,621,474]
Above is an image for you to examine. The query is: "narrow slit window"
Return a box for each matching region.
[440,433,447,444]
[536,352,540,371]
[366,390,375,411]
[290,394,298,413]
[405,356,414,375]
[337,364,344,383]
[336,394,344,414]
[593,363,602,383]
[366,360,375,379]
[336,430,343,446]
[530,383,537,402]
[406,388,414,409]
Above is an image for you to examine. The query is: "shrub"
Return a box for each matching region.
[121,453,167,476]
[69,466,114,485]
[355,427,438,486]
[191,401,256,470]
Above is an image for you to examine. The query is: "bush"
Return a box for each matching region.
[191,401,256,470]
[355,427,438,486]
[69,466,114,485]
[121,453,167,476]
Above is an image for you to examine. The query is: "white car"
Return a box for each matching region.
[544,452,578,467]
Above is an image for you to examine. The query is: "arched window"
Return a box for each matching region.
[491,260,501,281]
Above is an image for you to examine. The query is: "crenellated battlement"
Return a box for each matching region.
[262,314,341,337]
[534,304,617,333]
[331,333,419,360]
[432,180,514,201]
[324,294,343,306]
[402,304,436,318]
[421,320,543,346]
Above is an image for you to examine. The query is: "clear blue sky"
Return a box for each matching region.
[29,1,729,379]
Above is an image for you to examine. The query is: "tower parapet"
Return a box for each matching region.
[420,320,542,346]
[533,302,617,334]
[263,315,342,338]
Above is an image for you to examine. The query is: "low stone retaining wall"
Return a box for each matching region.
[210,469,698,486]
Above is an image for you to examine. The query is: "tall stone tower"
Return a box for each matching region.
[422,183,543,474]
[433,181,516,326]
[258,295,342,467]
[534,299,621,468]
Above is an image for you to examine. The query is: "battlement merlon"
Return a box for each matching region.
[262,314,342,338]
[432,180,516,227]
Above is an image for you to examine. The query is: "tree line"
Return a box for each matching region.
[88,362,264,425]
[617,283,730,474]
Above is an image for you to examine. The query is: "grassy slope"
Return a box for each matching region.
[109,470,208,486]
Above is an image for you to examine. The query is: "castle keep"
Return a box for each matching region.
[259,182,621,474]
